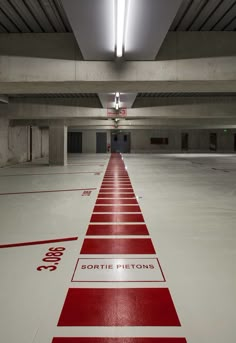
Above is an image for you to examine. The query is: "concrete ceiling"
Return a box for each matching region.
[0,0,235,34]
[171,0,236,31]
[61,0,182,61]
[0,0,236,126]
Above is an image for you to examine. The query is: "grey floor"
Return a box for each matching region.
[0,153,235,343]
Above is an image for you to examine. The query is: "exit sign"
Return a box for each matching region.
[107,108,127,117]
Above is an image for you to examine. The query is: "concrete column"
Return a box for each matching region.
[49,126,67,166]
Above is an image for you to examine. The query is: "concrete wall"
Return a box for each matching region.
[82,130,96,153]
[131,129,181,152]
[130,129,236,153]
[49,126,67,165]
[32,127,42,159]
[0,117,9,166]
[41,128,49,157]
[67,129,236,154]
[0,120,49,167]
[69,129,110,153]
[8,126,29,163]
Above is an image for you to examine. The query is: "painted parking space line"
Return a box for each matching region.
[0,187,96,196]
[0,172,102,177]
[80,238,156,254]
[0,236,78,249]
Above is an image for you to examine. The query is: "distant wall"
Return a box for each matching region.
[67,129,236,154]
[131,129,236,153]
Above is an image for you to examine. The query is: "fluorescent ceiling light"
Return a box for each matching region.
[116,0,126,57]
[115,92,120,98]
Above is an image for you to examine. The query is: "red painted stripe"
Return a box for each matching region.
[91,213,144,222]
[100,186,133,192]
[80,238,155,254]
[99,190,134,193]
[0,188,96,196]
[57,288,180,326]
[0,236,78,249]
[86,224,149,236]
[101,184,132,187]
[105,173,128,175]
[52,339,187,343]
[96,199,138,205]
[101,182,132,185]
[98,194,135,198]
[93,205,141,213]
[103,177,130,179]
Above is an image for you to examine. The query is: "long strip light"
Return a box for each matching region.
[115,92,120,110]
[116,0,126,57]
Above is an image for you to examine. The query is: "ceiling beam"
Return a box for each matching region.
[3,102,236,120]
[10,117,236,129]
[0,57,235,93]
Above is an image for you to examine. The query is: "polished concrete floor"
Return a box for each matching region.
[0,153,235,343]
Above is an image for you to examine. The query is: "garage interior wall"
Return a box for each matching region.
[0,120,49,167]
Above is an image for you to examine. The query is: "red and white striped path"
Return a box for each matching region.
[52,154,187,343]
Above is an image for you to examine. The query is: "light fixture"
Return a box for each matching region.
[114,91,121,111]
[116,0,127,57]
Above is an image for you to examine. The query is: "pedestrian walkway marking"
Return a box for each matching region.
[86,223,149,235]
[71,258,165,282]
[80,238,156,254]
[51,153,186,342]
[58,288,180,326]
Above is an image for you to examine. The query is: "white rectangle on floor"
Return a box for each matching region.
[72,258,165,282]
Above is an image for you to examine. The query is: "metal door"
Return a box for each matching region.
[96,132,107,153]
[181,133,189,151]
[67,132,82,153]
[111,132,131,153]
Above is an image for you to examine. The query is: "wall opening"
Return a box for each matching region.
[181,133,189,151]
[209,133,217,151]
[67,132,82,153]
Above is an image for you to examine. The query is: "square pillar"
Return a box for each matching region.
[49,126,67,165]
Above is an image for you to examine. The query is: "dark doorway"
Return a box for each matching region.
[111,132,131,153]
[96,132,107,153]
[234,134,236,152]
[27,126,33,162]
[67,132,82,153]
[181,133,189,151]
[209,133,217,151]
